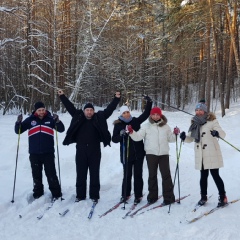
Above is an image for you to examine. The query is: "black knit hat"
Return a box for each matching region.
[34,101,45,110]
[84,103,94,110]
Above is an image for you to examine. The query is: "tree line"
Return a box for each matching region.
[0,0,239,116]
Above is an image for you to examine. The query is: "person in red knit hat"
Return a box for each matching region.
[127,106,179,205]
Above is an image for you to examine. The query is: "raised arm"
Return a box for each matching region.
[103,92,121,119]
[58,90,77,117]
[137,96,153,124]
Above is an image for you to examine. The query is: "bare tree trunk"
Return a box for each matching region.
[225,0,240,79]
[208,0,225,116]
[206,24,211,110]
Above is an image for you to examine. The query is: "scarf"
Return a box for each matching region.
[188,114,207,143]
[119,115,133,123]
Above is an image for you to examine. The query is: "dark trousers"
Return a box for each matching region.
[200,167,225,196]
[29,153,61,198]
[121,155,144,199]
[75,144,101,199]
[146,154,175,202]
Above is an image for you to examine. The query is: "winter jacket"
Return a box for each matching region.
[60,94,120,147]
[112,100,152,162]
[184,112,226,170]
[15,111,65,154]
[130,115,176,156]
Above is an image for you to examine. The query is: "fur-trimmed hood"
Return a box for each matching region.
[113,119,122,125]
[148,114,168,127]
[207,112,216,121]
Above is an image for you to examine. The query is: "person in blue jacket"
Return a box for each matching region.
[15,101,65,200]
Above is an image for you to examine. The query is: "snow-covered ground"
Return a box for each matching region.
[1,102,240,240]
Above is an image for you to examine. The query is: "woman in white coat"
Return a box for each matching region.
[180,102,227,207]
[127,107,179,205]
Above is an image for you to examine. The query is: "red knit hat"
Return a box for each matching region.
[150,107,162,117]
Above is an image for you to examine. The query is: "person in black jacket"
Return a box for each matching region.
[14,101,65,201]
[58,90,121,203]
[112,96,152,204]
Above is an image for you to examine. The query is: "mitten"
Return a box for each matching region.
[180,131,186,141]
[143,95,152,102]
[120,129,126,136]
[173,127,180,135]
[126,125,133,134]
[210,130,219,138]
[17,114,23,123]
[53,113,60,123]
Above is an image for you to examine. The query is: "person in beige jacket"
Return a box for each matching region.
[180,102,227,207]
[127,107,179,205]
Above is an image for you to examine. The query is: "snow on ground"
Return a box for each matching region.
[1,102,240,240]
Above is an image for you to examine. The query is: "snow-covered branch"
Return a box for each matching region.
[0,7,17,13]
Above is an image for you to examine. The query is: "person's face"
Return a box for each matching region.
[84,108,95,119]
[195,109,205,116]
[35,108,46,119]
[151,113,161,121]
[121,111,131,119]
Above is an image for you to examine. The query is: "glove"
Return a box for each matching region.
[120,129,126,137]
[210,130,219,138]
[17,114,23,123]
[173,127,180,135]
[180,131,186,141]
[126,125,133,134]
[53,113,60,123]
[143,95,152,102]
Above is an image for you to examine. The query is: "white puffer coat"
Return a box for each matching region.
[130,115,176,156]
[184,113,226,170]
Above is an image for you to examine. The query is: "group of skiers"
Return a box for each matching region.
[15,91,228,208]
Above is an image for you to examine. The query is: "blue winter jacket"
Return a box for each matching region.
[14,111,65,154]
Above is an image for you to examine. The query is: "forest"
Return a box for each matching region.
[0,0,239,116]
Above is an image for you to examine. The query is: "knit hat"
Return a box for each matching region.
[84,103,94,110]
[119,106,130,115]
[34,101,45,110]
[150,107,162,117]
[195,102,208,112]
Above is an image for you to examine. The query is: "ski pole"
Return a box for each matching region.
[176,135,181,204]
[177,141,182,203]
[55,125,63,201]
[168,139,183,213]
[11,125,21,203]
[158,101,194,116]
[122,134,130,210]
[218,137,240,152]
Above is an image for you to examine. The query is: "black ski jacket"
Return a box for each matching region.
[59,94,120,147]
[112,100,152,162]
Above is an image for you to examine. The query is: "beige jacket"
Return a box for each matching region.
[130,115,176,156]
[184,112,226,170]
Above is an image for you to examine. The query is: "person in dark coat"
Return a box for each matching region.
[112,96,152,204]
[14,101,65,201]
[58,90,121,203]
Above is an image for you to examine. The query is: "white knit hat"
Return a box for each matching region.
[120,106,130,115]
